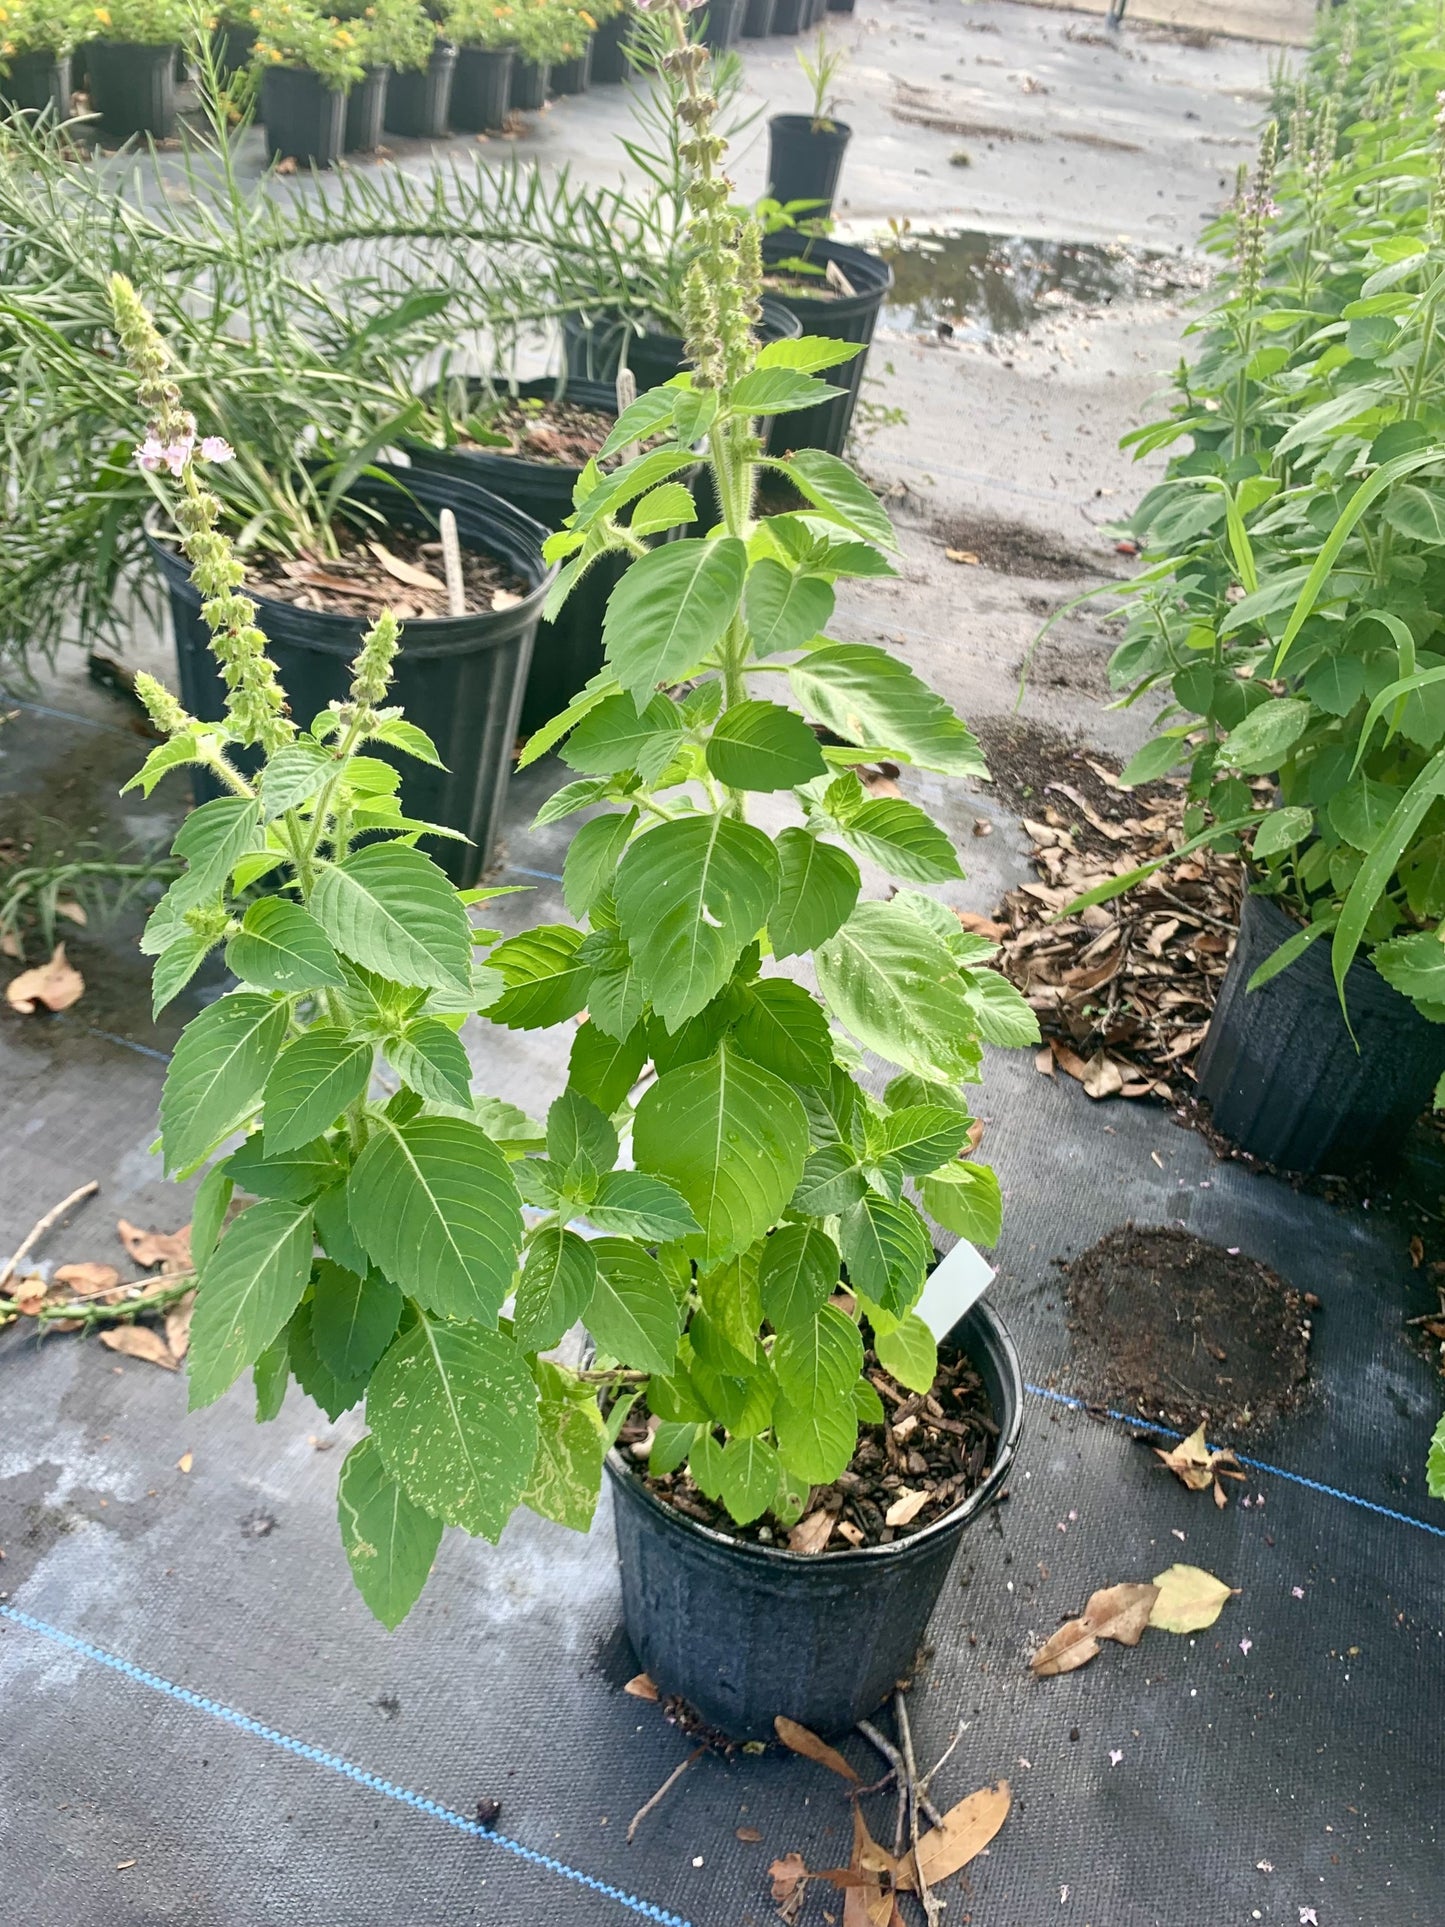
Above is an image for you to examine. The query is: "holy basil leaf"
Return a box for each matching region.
[348,1114,523,1324]
[789,644,987,778]
[717,1434,784,1525]
[513,1225,597,1353]
[918,1159,1003,1245]
[310,842,472,994]
[547,1087,619,1181]
[337,1433,444,1630]
[563,809,638,920]
[744,558,836,658]
[874,1312,938,1396]
[585,1170,702,1240]
[523,1360,608,1532]
[768,827,860,959]
[815,900,982,1082]
[732,977,833,1085]
[258,741,334,821]
[586,1239,682,1374]
[160,992,289,1177]
[705,699,828,791]
[839,1193,932,1316]
[262,1027,374,1157]
[602,537,749,704]
[568,1019,648,1114]
[486,924,591,1029]
[560,693,686,781]
[151,929,216,1018]
[385,1016,474,1108]
[188,1199,314,1410]
[875,1105,973,1175]
[225,898,346,994]
[823,789,964,884]
[310,1260,403,1383]
[226,1131,341,1202]
[633,1045,810,1268]
[758,1223,841,1333]
[368,1311,538,1541]
[170,796,265,908]
[769,449,896,548]
[614,814,780,1029]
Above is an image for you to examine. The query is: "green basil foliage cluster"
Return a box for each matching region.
[1085,0,1445,1053]
[123,17,1039,1627]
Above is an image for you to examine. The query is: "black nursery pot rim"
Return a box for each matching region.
[768,111,852,140]
[604,1297,1023,1571]
[426,373,621,475]
[142,477,555,663]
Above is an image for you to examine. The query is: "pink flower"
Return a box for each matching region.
[1291,1586,1305,1599]
[135,436,166,472]
[1240,1637,1252,1655]
[1299,1910,1318,1925]
[200,436,234,464]
[1108,1749,1123,1766]
[162,436,194,477]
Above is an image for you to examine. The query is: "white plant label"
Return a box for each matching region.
[915,1239,996,1341]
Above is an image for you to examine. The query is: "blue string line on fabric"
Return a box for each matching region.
[1025,1381,1445,1541]
[0,1603,695,1927]
[505,864,565,883]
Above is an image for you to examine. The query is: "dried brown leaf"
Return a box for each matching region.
[9,1273,47,1315]
[6,944,84,1014]
[165,1290,196,1360]
[1034,1045,1056,1077]
[1030,1581,1160,1676]
[788,1509,836,1554]
[768,1851,808,1923]
[944,548,980,565]
[176,1451,193,1473]
[1081,1052,1125,1100]
[883,1488,929,1528]
[774,1716,861,1783]
[955,911,1007,941]
[52,1262,120,1297]
[897,1779,1012,1890]
[736,1826,763,1843]
[623,1672,660,1701]
[116,1219,191,1269]
[1154,1422,1244,1504]
[367,540,447,592]
[99,1325,178,1371]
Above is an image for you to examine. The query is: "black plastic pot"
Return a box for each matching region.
[0,50,72,117]
[741,0,777,36]
[450,44,513,131]
[607,1298,1024,1741]
[550,40,592,94]
[149,463,553,885]
[562,293,802,389]
[827,0,857,11]
[344,67,388,153]
[384,39,456,138]
[761,233,891,459]
[261,67,347,168]
[87,40,178,141]
[766,111,852,216]
[212,23,257,79]
[1195,890,1445,1174]
[412,378,636,741]
[702,0,743,50]
[590,11,632,82]
[509,56,549,110]
[771,0,807,32]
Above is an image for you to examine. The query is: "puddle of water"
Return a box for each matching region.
[871,229,1207,339]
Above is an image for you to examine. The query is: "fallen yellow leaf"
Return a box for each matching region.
[898,1779,1012,1889]
[1149,1563,1235,1634]
[6,944,84,1014]
[176,1451,193,1474]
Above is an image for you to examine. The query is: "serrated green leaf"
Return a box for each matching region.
[337,1434,443,1629]
[717,1434,783,1525]
[633,1046,810,1267]
[171,796,265,908]
[630,481,698,538]
[1373,930,1445,1003]
[262,1028,373,1157]
[839,1193,932,1315]
[259,741,334,821]
[188,1199,314,1410]
[585,1170,701,1240]
[547,1087,618,1183]
[368,1312,538,1541]
[705,699,828,791]
[568,1019,648,1113]
[517,675,622,769]
[771,450,896,548]
[1328,777,1401,852]
[578,928,646,1041]
[1427,1410,1445,1499]
[160,993,288,1177]
[586,1238,682,1374]
[371,718,444,767]
[253,1334,290,1421]
[602,537,749,704]
[226,899,346,994]
[532,777,612,828]
[560,693,686,781]
[754,335,865,374]
[385,1016,474,1107]
[733,367,845,414]
[227,1131,341,1202]
[289,1298,370,1420]
[514,1226,597,1352]
[689,1426,727,1500]
[743,558,836,658]
[733,978,833,1084]
[310,843,472,994]
[918,1159,1002,1244]
[961,968,1042,1048]
[875,1312,937,1395]
[772,1304,863,1482]
[310,1259,402,1382]
[189,1163,234,1275]
[596,386,680,459]
[816,900,982,1082]
[563,809,638,920]
[791,1141,868,1215]
[151,929,216,1018]
[789,644,986,778]
[824,790,964,883]
[348,1114,523,1323]
[524,1360,607,1531]
[768,827,860,959]
[122,730,205,798]
[758,1223,840,1332]
[650,1419,701,1475]
[486,924,591,1030]
[1252,806,1313,860]
[1220,698,1312,775]
[615,815,779,1029]
[876,1105,972,1174]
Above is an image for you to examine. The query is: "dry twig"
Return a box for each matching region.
[0,1180,99,1291]
[626,1745,704,1844]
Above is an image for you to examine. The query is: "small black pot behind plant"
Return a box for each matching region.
[87,40,179,141]
[261,67,347,168]
[411,378,648,741]
[766,110,852,216]
[741,0,777,36]
[590,10,632,81]
[509,56,549,110]
[450,44,513,131]
[550,38,593,93]
[701,0,743,51]
[0,50,72,118]
[150,463,552,885]
[384,38,457,138]
[212,23,257,79]
[606,1299,1024,1741]
[344,66,388,153]
[762,231,892,458]
[771,0,808,32]
[1195,890,1445,1174]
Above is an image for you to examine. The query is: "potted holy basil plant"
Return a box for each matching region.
[483,15,1033,1738]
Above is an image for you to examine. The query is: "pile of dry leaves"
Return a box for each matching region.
[988,758,1252,1102]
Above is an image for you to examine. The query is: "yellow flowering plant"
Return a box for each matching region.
[334,0,435,71]
[0,0,86,64]
[86,0,194,40]
[250,0,367,85]
[439,0,519,46]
